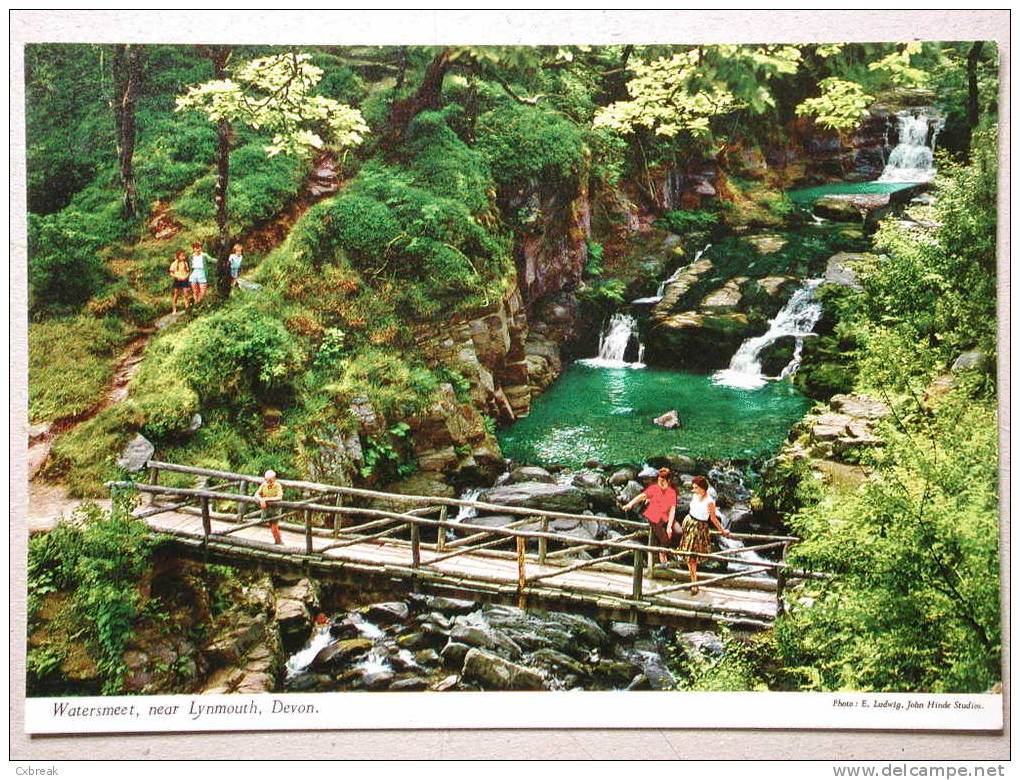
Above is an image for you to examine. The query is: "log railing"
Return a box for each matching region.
[107,460,824,623]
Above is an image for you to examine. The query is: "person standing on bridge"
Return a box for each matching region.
[254,470,284,545]
[678,475,731,595]
[620,467,678,564]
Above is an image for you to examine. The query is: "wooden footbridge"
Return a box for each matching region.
[109,461,823,630]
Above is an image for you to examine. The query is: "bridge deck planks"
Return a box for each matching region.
[143,511,777,622]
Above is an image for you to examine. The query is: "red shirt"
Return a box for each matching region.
[642,483,677,525]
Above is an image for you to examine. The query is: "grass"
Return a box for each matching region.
[28,315,135,424]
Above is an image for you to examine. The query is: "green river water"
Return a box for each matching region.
[787,181,919,204]
[498,362,812,466]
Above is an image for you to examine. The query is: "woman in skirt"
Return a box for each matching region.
[677,475,731,595]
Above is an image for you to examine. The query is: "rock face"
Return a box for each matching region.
[782,392,891,465]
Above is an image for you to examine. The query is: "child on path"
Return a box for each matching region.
[168,249,191,313]
[189,241,212,302]
[228,243,244,288]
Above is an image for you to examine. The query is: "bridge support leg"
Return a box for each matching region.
[410,520,421,594]
[647,527,655,579]
[539,518,547,565]
[516,536,527,610]
[332,493,343,538]
[632,545,643,600]
[776,569,787,617]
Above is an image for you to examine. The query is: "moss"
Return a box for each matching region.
[475,103,586,187]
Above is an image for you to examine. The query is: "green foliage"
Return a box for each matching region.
[323,347,440,421]
[583,238,605,277]
[27,497,156,693]
[436,367,472,402]
[475,103,586,186]
[28,315,131,423]
[670,630,769,692]
[43,404,139,497]
[777,389,999,692]
[405,108,496,214]
[28,213,111,316]
[595,46,801,140]
[655,209,719,236]
[360,422,416,480]
[169,300,304,403]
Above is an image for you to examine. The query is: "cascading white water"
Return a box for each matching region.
[719,536,772,578]
[580,313,646,369]
[632,244,712,305]
[713,279,823,390]
[285,626,334,678]
[878,109,945,183]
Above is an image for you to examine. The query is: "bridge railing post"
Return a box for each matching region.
[436,505,447,552]
[303,490,313,555]
[646,527,655,578]
[332,493,343,538]
[148,465,160,505]
[410,517,421,594]
[201,496,211,553]
[236,479,247,523]
[632,544,643,600]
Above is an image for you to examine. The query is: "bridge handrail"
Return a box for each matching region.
[109,479,819,576]
[143,459,801,544]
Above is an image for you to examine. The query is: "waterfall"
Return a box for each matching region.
[580,313,646,369]
[632,243,712,305]
[878,109,944,183]
[713,279,823,389]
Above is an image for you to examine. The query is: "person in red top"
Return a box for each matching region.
[621,467,678,563]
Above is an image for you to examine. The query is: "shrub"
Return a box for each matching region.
[28,213,110,315]
[27,498,155,693]
[168,301,304,403]
[323,348,439,420]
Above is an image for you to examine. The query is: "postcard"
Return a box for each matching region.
[10,9,1008,758]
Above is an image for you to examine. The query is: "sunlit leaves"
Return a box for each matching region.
[594,45,801,140]
[176,52,368,158]
[795,77,874,131]
[868,42,927,87]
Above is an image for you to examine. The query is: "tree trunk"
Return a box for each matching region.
[111,44,143,218]
[966,41,983,129]
[381,47,452,155]
[200,45,234,298]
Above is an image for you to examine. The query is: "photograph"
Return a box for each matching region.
[13,12,1006,755]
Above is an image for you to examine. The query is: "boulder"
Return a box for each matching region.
[508,466,555,484]
[618,480,644,506]
[365,602,409,624]
[747,234,787,254]
[310,638,374,670]
[951,350,986,373]
[652,410,681,429]
[608,467,636,487]
[440,641,471,668]
[824,252,868,290]
[389,675,429,692]
[528,648,588,677]
[461,648,546,690]
[116,434,154,472]
[479,482,588,514]
[679,631,725,660]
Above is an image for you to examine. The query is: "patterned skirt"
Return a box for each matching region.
[677,515,711,562]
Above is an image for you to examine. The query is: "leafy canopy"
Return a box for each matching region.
[176,52,368,158]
